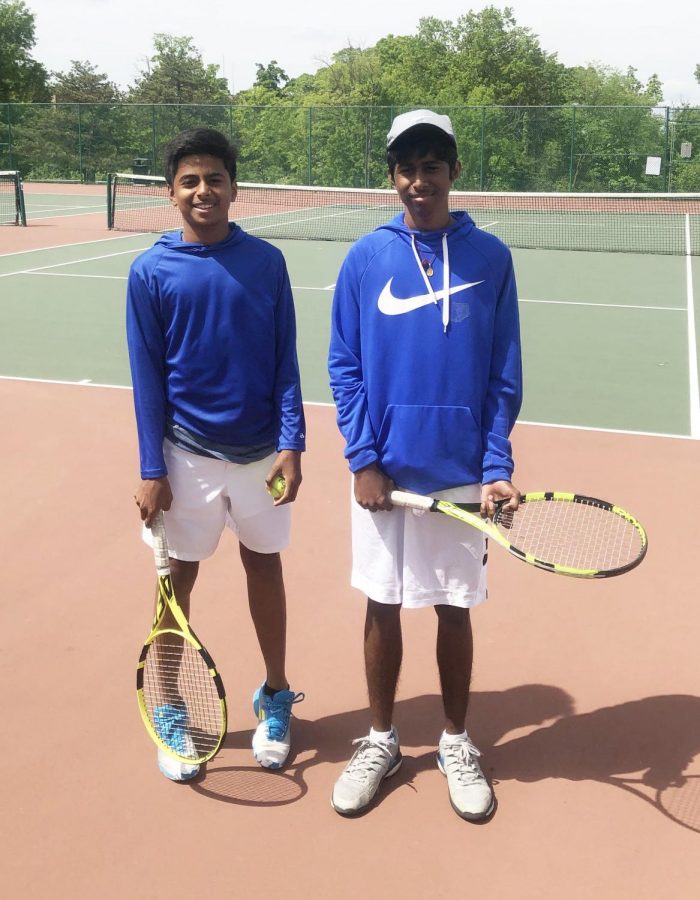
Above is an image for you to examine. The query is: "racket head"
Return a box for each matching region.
[137,624,227,764]
[656,775,700,833]
[491,492,648,578]
[136,512,227,764]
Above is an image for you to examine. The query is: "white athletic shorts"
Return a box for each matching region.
[141,440,291,560]
[351,482,487,609]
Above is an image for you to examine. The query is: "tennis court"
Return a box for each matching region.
[1,183,698,899]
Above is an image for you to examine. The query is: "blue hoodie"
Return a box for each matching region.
[328,211,522,494]
[127,224,305,480]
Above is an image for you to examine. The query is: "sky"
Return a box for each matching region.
[23,0,700,106]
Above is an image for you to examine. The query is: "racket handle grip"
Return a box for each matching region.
[390,490,434,511]
[150,510,171,575]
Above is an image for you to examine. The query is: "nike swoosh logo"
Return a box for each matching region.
[377,278,484,316]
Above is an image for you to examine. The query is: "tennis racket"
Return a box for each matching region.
[390,490,647,578]
[136,511,227,764]
[608,775,700,833]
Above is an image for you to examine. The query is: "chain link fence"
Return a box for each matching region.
[1,103,698,192]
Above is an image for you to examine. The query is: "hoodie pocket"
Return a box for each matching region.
[377,404,482,491]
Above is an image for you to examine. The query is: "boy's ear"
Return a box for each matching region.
[450,160,462,183]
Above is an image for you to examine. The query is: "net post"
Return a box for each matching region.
[106,173,113,229]
[16,173,26,226]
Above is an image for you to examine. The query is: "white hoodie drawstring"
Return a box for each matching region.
[410,232,451,332]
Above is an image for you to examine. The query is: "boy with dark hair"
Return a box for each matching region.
[328,110,522,819]
[127,127,305,782]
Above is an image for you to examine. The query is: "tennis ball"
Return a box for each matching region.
[268,475,286,500]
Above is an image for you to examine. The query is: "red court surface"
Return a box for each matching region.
[1,378,698,900]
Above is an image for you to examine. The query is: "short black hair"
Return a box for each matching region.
[387,125,458,177]
[163,128,237,185]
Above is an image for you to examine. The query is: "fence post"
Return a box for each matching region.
[307,107,313,186]
[568,104,577,191]
[151,106,157,175]
[6,103,13,169]
[479,107,486,190]
[77,104,84,181]
[664,106,671,192]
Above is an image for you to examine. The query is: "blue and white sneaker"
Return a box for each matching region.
[154,703,200,782]
[252,684,304,769]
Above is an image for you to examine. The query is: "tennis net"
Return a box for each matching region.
[0,171,27,226]
[107,173,700,255]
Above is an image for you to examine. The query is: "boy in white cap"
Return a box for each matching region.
[328,110,523,819]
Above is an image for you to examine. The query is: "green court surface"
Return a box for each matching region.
[2,192,699,439]
[22,191,105,220]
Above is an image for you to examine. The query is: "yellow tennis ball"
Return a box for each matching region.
[268,475,286,500]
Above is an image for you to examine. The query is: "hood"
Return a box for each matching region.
[375,210,476,245]
[376,211,478,332]
[154,222,245,255]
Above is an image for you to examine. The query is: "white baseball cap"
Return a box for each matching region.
[387,109,456,148]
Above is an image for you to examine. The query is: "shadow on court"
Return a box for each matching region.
[191,687,700,830]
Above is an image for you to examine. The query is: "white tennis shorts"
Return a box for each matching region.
[141,441,291,560]
[351,483,488,609]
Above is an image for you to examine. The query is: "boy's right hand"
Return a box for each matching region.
[134,477,173,528]
[354,464,395,512]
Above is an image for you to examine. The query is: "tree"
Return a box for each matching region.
[51,60,121,103]
[254,61,289,95]
[124,34,233,175]
[9,61,125,180]
[128,34,231,105]
[0,0,48,101]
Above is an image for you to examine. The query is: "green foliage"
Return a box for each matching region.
[668,106,700,191]
[254,61,289,95]
[51,61,122,103]
[128,34,230,105]
[0,0,48,101]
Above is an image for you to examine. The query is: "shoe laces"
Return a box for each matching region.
[262,691,305,740]
[440,738,484,786]
[344,735,397,783]
[154,704,191,755]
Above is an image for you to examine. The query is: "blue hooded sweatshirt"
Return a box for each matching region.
[127,224,305,480]
[328,211,522,494]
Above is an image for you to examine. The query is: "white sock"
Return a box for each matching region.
[369,726,396,743]
[441,730,468,743]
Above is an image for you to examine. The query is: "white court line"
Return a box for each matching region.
[25,204,104,214]
[25,209,105,221]
[0,374,131,390]
[520,298,685,312]
[25,271,128,281]
[0,374,694,440]
[9,269,686,313]
[0,231,152,258]
[685,214,700,438]
[0,246,146,279]
[20,271,334,290]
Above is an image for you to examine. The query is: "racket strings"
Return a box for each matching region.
[495,498,645,572]
[659,777,700,832]
[142,635,224,758]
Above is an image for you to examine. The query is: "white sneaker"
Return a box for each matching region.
[331,728,402,816]
[437,734,494,820]
[157,747,200,782]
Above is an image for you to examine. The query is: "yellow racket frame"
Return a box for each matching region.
[390,489,648,578]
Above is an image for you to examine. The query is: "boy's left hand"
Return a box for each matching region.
[266,450,302,505]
